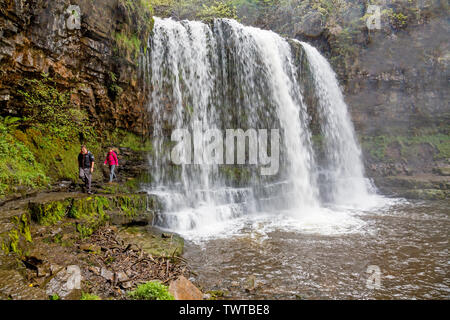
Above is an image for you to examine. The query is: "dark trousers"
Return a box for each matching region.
[79,167,92,192]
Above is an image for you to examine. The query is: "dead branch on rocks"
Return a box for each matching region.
[77,226,188,298]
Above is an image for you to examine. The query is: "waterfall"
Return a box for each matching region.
[298,41,376,207]
[142,17,377,237]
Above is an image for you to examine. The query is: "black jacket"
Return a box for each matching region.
[78,152,94,169]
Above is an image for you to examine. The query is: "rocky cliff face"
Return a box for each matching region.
[0,0,152,135]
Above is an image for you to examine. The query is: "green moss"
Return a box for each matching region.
[80,292,101,300]
[122,227,183,257]
[69,196,111,238]
[22,127,101,182]
[361,133,450,161]
[15,214,32,243]
[127,281,174,300]
[113,31,142,61]
[0,120,49,197]
[2,229,19,255]
[69,196,110,219]
[119,131,153,152]
[29,200,70,226]
[402,189,448,200]
[206,290,227,300]
[384,8,409,29]
[67,195,150,237]
[0,118,103,199]
[75,223,94,239]
[3,194,152,251]
[219,165,251,186]
[114,195,147,217]
[115,0,154,62]
[1,213,32,256]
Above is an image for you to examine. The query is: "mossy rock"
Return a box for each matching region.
[206,290,228,300]
[29,200,72,226]
[3,193,157,255]
[68,196,110,220]
[1,213,33,256]
[120,227,184,258]
[219,165,251,187]
[110,195,147,217]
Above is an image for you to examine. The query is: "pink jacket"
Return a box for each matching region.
[104,151,118,166]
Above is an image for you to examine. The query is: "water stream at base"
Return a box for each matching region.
[181,199,449,299]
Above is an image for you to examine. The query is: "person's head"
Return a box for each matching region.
[81,145,87,154]
[109,147,114,153]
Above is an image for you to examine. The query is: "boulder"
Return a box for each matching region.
[45,265,82,300]
[100,267,114,282]
[169,276,203,300]
[116,271,128,283]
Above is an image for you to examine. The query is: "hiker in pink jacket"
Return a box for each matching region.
[104,148,119,183]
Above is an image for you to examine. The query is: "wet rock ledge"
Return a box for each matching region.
[0,192,192,300]
[374,174,450,200]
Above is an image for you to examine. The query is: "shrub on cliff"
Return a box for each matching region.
[17,73,91,140]
[0,119,49,196]
[197,1,238,22]
[115,0,155,62]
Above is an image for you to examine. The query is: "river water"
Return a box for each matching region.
[180,198,449,299]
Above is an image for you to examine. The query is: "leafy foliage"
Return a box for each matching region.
[17,73,90,140]
[113,32,142,61]
[197,1,238,22]
[384,8,409,29]
[108,71,123,100]
[127,281,175,300]
[0,119,49,196]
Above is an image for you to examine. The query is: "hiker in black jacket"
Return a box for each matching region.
[78,145,95,194]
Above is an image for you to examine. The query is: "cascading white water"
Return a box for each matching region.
[145,18,258,234]
[221,19,320,210]
[143,17,379,238]
[298,41,376,208]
